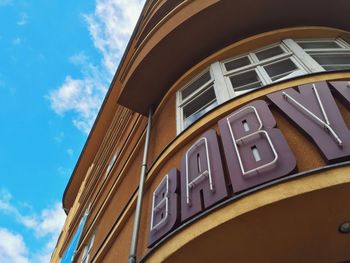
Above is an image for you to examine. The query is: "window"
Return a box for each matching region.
[222,43,307,96]
[61,208,90,263]
[81,233,95,263]
[104,151,118,178]
[177,70,218,131]
[176,37,350,133]
[296,38,350,71]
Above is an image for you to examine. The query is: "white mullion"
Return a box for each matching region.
[249,53,269,87]
[211,62,231,102]
[337,37,350,49]
[221,52,254,73]
[249,52,260,64]
[251,51,271,84]
[181,92,216,111]
[176,91,183,134]
[295,38,337,44]
[252,43,290,61]
[303,48,349,53]
[222,62,256,76]
[176,37,350,134]
[184,98,216,122]
[255,52,291,64]
[308,50,350,56]
[234,80,262,92]
[180,80,213,105]
[282,38,324,73]
[289,56,309,74]
[252,43,282,57]
[223,53,293,76]
[177,78,215,133]
[178,83,213,108]
[256,66,271,85]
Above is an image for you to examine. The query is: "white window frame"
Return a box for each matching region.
[294,38,350,71]
[176,37,350,134]
[104,151,118,179]
[176,68,227,133]
[81,233,95,263]
[221,42,309,98]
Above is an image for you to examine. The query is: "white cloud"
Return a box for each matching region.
[57,166,72,177]
[48,73,106,134]
[17,13,28,26]
[54,131,65,143]
[35,203,66,238]
[32,204,66,263]
[0,228,30,263]
[48,0,145,134]
[0,0,12,6]
[84,0,145,75]
[0,190,66,263]
[0,189,38,229]
[67,148,74,156]
[69,51,89,65]
[0,190,66,236]
[13,37,22,45]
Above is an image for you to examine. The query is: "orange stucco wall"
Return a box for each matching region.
[52,25,350,263]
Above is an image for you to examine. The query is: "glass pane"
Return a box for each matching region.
[184,101,217,129]
[310,54,350,71]
[225,56,251,71]
[255,46,285,61]
[105,153,117,177]
[181,71,211,100]
[82,247,88,261]
[60,213,88,263]
[297,41,341,49]
[264,59,298,81]
[229,70,262,92]
[183,87,217,127]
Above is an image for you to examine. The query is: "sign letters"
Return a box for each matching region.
[148,168,180,247]
[148,81,350,247]
[219,100,296,192]
[180,129,228,221]
[267,81,350,163]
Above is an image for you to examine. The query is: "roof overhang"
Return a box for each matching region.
[117,0,350,115]
[62,0,350,212]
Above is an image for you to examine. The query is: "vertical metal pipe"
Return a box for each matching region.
[128,107,153,263]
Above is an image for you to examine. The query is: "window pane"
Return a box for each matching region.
[105,153,117,177]
[229,70,262,92]
[181,71,211,100]
[310,54,350,71]
[297,41,341,49]
[225,56,251,71]
[60,212,88,263]
[255,46,285,61]
[183,87,217,127]
[184,101,217,129]
[264,59,298,81]
[82,246,88,262]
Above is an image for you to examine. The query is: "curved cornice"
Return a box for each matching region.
[117,0,350,115]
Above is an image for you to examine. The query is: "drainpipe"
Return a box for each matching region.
[128,107,153,263]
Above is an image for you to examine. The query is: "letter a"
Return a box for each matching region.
[180,129,228,222]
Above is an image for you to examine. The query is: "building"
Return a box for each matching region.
[51,0,350,262]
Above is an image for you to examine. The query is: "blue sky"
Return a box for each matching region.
[0,0,144,262]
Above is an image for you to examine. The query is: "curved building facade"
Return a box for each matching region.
[51,1,350,262]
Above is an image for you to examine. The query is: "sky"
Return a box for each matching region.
[0,0,144,262]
